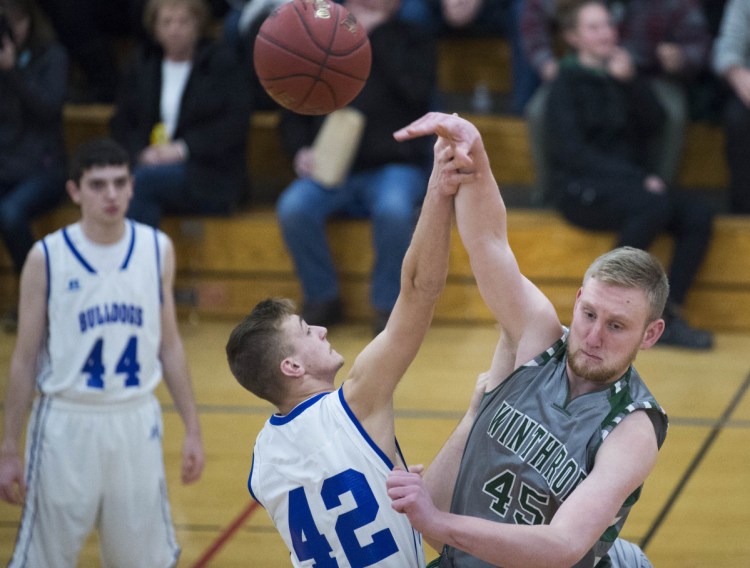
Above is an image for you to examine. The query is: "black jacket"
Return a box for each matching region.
[0,42,68,183]
[545,57,667,200]
[110,38,253,206]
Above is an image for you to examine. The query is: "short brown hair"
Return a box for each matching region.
[68,138,131,184]
[584,246,670,322]
[226,298,296,406]
[142,0,210,38]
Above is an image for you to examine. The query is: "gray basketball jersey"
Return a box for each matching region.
[440,334,668,568]
[37,221,165,402]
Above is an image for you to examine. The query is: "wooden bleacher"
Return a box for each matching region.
[2,205,749,332]
[1,37,744,332]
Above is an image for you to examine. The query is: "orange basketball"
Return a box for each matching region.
[253,0,372,115]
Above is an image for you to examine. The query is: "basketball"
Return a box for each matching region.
[253,0,372,115]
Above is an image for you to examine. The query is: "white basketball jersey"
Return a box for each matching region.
[36,221,165,402]
[249,388,425,568]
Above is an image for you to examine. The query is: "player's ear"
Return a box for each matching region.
[66,180,81,204]
[640,318,665,350]
[280,357,304,378]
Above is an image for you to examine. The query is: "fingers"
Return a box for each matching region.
[181,446,205,484]
[435,139,480,181]
[387,469,426,515]
[0,481,25,506]
[468,371,490,414]
[182,460,201,484]
[393,112,444,140]
[394,111,470,141]
[386,470,416,497]
[395,112,479,164]
[387,467,422,487]
[0,458,26,505]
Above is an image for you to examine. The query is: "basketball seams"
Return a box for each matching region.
[256,31,368,61]
[253,0,371,114]
[299,2,339,108]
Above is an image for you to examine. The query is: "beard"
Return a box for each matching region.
[567,342,640,385]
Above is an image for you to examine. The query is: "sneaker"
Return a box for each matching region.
[658,315,714,350]
[302,298,344,327]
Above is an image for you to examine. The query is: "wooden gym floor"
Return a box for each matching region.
[1,317,749,566]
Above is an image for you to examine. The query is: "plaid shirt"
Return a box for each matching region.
[620,0,711,78]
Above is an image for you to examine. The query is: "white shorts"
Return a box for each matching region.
[609,539,653,568]
[10,394,179,568]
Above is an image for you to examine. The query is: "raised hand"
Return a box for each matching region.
[394,112,484,174]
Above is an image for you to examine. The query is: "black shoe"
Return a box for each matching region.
[302,298,344,327]
[372,309,391,336]
[658,316,714,350]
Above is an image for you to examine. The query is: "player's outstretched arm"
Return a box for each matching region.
[344,131,477,452]
[397,112,561,363]
[0,247,48,505]
[158,237,205,484]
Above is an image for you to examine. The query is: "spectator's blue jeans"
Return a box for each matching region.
[510,0,541,115]
[277,164,427,312]
[128,162,233,227]
[128,163,189,227]
[0,170,66,274]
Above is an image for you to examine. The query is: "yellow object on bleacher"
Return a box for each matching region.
[150,122,169,145]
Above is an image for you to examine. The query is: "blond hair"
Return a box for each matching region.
[584,247,669,322]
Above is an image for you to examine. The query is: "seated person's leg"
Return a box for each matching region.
[510,0,542,115]
[128,163,189,227]
[665,191,714,308]
[363,164,427,316]
[276,177,353,325]
[526,84,552,204]
[0,171,66,274]
[723,94,750,213]
[647,78,688,185]
[557,177,670,251]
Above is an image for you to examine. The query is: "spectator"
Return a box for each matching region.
[0,0,67,331]
[0,138,204,567]
[524,0,711,201]
[38,0,228,102]
[521,0,627,199]
[712,0,750,214]
[35,0,145,102]
[276,0,436,336]
[387,111,668,568]
[619,0,712,186]
[110,0,252,228]
[518,0,558,107]
[545,0,714,349]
